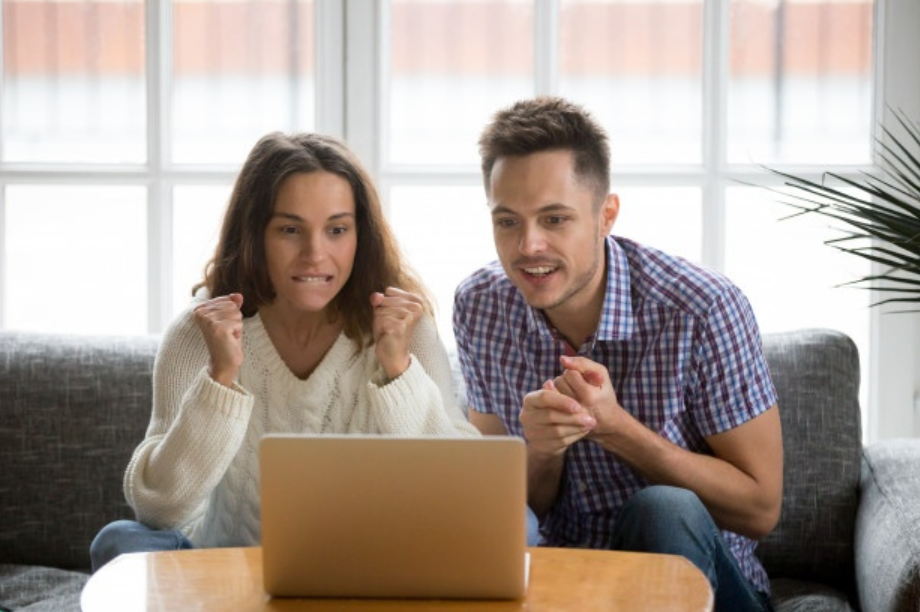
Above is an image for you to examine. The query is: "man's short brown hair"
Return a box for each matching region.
[478,96,611,204]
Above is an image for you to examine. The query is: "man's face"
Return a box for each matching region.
[487,149,617,322]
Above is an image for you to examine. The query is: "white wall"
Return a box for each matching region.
[870,0,920,441]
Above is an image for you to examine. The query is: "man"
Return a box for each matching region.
[453,96,782,612]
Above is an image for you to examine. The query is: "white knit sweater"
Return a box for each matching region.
[124,303,479,547]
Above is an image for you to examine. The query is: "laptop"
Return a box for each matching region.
[259,434,529,600]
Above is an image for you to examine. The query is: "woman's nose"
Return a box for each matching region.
[299,234,324,261]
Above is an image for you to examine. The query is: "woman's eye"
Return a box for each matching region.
[329,225,350,236]
[281,226,299,235]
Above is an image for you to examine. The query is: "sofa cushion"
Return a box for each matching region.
[855,439,920,612]
[757,329,862,599]
[0,565,85,612]
[771,578,856,612]
[0,332,158,571]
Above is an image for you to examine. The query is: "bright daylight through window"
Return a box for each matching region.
[2,0,912,438]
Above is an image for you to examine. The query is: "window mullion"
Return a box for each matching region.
[0,0,5,165]
[316,0,346,137]
[0,189,5,328]
[344,0,381,182]
[534,0,559,96]
[0,0,4,325]
[147,0,172,333]
[1,4,7,327]
[701,0,730,273]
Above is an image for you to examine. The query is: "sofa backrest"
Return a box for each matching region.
[757,328,862,597]
[0,327,864,584]
[0,331,158,571]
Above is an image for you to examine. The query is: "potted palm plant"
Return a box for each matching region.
[759,109,920,309]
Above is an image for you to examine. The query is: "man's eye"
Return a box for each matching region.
[494,218,516,228]
[545,216,567,225]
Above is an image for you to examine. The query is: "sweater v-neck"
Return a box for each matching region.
[246,313,354,389]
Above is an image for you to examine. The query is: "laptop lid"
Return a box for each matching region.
[260,434,528,600]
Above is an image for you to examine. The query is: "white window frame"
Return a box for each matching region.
[0,0,345,334]
[1,0,918,440]
[868,0,920,441]
[341,0,920,442]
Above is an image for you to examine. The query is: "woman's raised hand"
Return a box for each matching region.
[193,293,245,388]
[370,287,424,381]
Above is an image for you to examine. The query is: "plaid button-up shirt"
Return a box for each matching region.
[453,235,776,593]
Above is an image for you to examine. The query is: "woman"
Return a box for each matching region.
[90,132,478,571]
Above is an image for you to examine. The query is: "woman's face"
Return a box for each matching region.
[263,171,358,317]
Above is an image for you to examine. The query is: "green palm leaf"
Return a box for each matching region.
[760,110,920,310]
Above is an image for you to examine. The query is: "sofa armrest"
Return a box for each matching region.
[855,439,920,612]
[0,331,158,570]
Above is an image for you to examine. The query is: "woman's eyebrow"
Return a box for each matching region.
[270,211,356,222]
[271,211,303,221]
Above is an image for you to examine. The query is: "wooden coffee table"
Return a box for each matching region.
[81,546,713,612]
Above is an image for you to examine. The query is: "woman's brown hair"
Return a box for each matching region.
[194,132,430,347]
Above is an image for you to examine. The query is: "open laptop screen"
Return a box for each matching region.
[260,434,528,599]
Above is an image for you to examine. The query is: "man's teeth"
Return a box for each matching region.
[524,266,554,276]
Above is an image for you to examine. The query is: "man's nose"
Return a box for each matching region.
[519,224,546,255]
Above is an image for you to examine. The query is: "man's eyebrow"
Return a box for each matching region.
[490,202,576,216]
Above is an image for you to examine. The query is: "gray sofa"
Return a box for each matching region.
[1,328,919,611]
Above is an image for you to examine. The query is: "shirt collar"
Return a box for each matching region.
[522,235,634,342]
[599,235,634,341]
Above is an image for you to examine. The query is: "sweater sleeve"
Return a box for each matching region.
[367,315,480,437]
[123,304,254,530]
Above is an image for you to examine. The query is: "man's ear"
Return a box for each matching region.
[599,193,619,235]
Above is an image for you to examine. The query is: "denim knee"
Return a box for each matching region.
[611,485,715,559]
[90,519,193,573]
[525,505,541,546]
[611,486,770,612]
[90,520,132,573]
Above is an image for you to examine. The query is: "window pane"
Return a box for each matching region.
[172,0,315,164]
[387,0,534,166]
[724,186,870,423]
[172,184,231,315]
[728,0,874,164]
[612,187,702,262]
[4,185,147,333]
[388,185,496,347]
[2,0,146,163]
[560,0,704,165]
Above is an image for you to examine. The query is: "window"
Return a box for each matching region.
[358,0,906,441]
[1,0,321,332]
[2,0,918,440]
[3,0,146,163]
[375,0,875,349]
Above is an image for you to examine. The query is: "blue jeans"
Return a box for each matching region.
[611,486,773,612]
[526,486,772,612]
[526,505,542,546]
[89,519,194,573]
[95,512,540,571]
